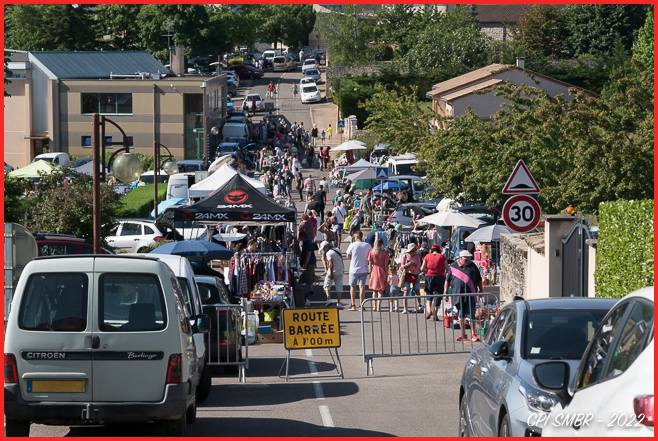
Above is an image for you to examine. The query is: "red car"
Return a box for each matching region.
[229,64,264,80]
[34,233,113,256]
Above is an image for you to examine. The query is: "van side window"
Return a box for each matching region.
[19,273,89,332]
[170,275,191,334]
[99,273,166,332]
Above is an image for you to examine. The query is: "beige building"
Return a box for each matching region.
[4,50,226,168]
[426,59,578,120]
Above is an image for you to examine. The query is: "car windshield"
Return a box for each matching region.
[524,308,609,360]
[274,57,285,63]
[303,86,318,93]
[395,163,416,175]
[306,70,319,76]
[198,282,223,305]
[247,95,261,101]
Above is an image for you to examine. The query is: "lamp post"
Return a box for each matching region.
[201,81,209,170]
[153,142,178,220]
[92,114,142,253]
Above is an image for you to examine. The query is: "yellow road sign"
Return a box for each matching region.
[283,308,341,350]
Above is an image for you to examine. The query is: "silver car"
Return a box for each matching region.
[459,297,616,436]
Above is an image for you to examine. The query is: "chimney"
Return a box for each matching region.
[171,45,185,77]
[516,57,525,70]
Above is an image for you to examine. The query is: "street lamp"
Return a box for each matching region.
[153,142,178,220]
[92,114,141,253]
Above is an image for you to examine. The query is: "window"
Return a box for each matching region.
[81,93,133,115]
[486,308,509,345]
[19,273,88,332]
[81,136,92,148]
[303,86,317,93]
[524,308,610,360]
[198,282,221,305]
[498,309,516,356]
[177,277,194,317]
[99,273,166,332]
[606,300,653,379]
[39,244,76,256]
[120,223,141,236]
[144,225,155,235]
[578,302,630,389]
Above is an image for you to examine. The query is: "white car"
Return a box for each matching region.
[300,83,322,104]
[540,286,654,437]
[300,77,315,86]
[105,219,164,253]
[303,68,321,84]
[33,152,71,167]
[225,71,239,88]
[272,56,289,72]
[242,93,265,112]
[301,58,318,72]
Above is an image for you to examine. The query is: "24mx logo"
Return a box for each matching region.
[252,213,289,221]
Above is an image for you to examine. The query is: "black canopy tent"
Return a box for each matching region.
[172,174,296,225]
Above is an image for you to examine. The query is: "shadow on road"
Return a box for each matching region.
[241,356,339,378]
[202,381,359,408]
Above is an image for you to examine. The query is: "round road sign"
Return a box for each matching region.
[502,195,541,233]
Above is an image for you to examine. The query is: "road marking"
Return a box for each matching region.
[319,405,335,427]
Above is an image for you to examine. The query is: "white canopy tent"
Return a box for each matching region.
[331,140,366,152]
[417,210,485,228]
[188,164,266,199]
[345,158,377,172]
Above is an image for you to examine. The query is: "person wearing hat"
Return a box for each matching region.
[445,249,483,342]
[320,241,344,308]
[400,242,421,314]
[420,244,447,320]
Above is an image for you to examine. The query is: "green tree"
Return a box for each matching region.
[315,5,378,66]
[564,4,648,56]
[95,4,142,50]
[4,177,32,224]
[402,6,489,73]
[5,4,96,51]
[516,5,570,59]
[24,169,121,240]
[632,8,654,73]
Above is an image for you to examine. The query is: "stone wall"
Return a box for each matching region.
[499,234,528,303]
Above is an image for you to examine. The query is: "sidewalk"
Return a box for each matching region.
[310,69,342,149]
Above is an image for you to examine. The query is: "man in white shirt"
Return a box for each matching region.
[331,201,347,244]
[345,230,372,310]
[320,241,344,308]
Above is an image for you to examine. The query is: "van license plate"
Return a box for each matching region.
[28,379,86,393]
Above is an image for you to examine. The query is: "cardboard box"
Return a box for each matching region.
[257,330,283,344]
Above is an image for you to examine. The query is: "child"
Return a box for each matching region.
[388,261,401,312]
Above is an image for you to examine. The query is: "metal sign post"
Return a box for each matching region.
[278,308,344,381]
[375,167,389,227]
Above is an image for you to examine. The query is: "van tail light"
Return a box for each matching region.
[634,395,654,427]
[4,353,18,384]
[166,354,182,384]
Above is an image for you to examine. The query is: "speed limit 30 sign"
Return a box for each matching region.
[503,195,541,233]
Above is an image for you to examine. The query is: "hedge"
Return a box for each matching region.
[595,199,654,298]
[117,184,167,219]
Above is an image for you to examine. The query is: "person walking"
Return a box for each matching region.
[320,129,326,145]
[267,81,275,99]
[296,171,304,201]
[320,241,344,308]
[331,200,347,245]
[345,230,372,311]
[400,243,421,314]
[293,83,299,97]
[311,124,318,146]
[368,239,390,312]
[327,124,333,141]
[445,250,483,342]
[319,213,336,247]
[420,244,447,320]
[303,175,316,201]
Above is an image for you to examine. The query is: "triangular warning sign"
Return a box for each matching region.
[502,160,541,194]
[376,167,388,180]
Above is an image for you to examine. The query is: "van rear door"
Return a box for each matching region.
[14,259,94,402]
[91,258,171,402]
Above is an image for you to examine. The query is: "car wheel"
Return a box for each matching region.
[196,365,212,403]
[137,247,148,253]
[498,411,511,437]
[458,398,470,437]
[163,410,187,436]
[5,420,30,437]
[186,400,197,424]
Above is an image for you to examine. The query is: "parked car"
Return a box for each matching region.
[261,50,277,68]
[272,55,291,72]
[541,287,654,437]
[300,77,315,86]
[301,58,318,72]
[242,93,265,112]
[459,297,617,437]
[387,153,419,176]
[300,83,322,104]
[146,254,212,403]
[139,169,169,184]
[33,152,71,167]
[3,255,203,436]
[370,144,390,164]
[195,276,242,366]
[388,202,437,229]
[303,68,321,84]
[105,219,164,253]
[229,64,263,80]
[224,70,240,87]
[177,160,206,173]
[222,122,250,146]
[34,233,113,256]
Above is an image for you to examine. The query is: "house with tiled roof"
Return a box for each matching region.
[426,58,581,120]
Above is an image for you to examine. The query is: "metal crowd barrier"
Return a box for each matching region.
[204,303,249,383]
[360,292,499,376]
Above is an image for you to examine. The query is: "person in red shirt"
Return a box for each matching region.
[420,244,447,320]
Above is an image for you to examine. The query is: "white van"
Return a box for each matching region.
[3,255,203,436]
[33,152,71,167]
[167,173,194,200]
[146,254,212,402]
[387,153,420,176]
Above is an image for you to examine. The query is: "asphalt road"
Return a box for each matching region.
[29,68,470,437]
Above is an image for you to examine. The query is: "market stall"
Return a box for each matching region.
[171,173,298,342]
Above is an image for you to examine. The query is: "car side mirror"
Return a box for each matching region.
[533,361,572,406]
[488,341,511,360]
[193,314,209,333]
